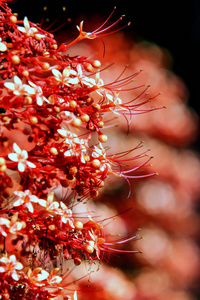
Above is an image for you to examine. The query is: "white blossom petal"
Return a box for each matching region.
[4,82,15,91]
[52,69,62,79]
[13,199,24,207]
[14,76,22,85]
[14,262,23,270]
[8,153,18,162]
[18,162,26,172]
[13,143,21,154]
[11,272,19,281]
[0,267,5,272]
[26,161,36,168]
[26,202,34,213]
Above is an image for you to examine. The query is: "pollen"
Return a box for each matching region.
[74,257,82,265]
[24,96,32,105]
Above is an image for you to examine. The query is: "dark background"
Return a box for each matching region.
[9,0,200,149]
[9,1,200,113]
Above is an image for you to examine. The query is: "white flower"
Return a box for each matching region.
[57,202,74,227]
[76,64,96,87]
[8,143,36,172]
[13,190,39,213]
[52,67,78,86]
[0,255,23,281]
[0,217,10,237]
[27,267,49,286]
[18,16,45,39]
[28,81,49,106]
[45,192,59,213]
[4,76,35,96]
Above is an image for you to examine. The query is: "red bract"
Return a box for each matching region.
[0,1,160,299]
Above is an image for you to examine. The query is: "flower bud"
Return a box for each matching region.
[30,116,38,124]
[92,159,101,169]
[11,55,20,64]
[10,15,17,23]
[85,244,94,254]
[92,60,101,68]
[0,157,6,166]
[50,147,58,156]
[81,114,90,123]
[74,221,83,231]
[98,134,108,143]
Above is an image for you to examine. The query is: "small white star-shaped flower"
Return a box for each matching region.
[4,76,35,96]
[13,190,40,213]
[0,255,23,281]
[8,143,36,172]
[28,81,49,106]
[52,66,78,86]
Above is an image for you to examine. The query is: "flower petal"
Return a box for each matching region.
[26,202,34,213]
[13,76,22,85]
[23,16,30,29]
[4,82,15,91]
[8,153,18,162]
[26,161,36,168]
[13,199,24,207]
[11,272,19,281]
[52,69,62,79]
[13,143,21,154]
[15,262,23,270]
[18,162,26,172]
[38,199,47,207]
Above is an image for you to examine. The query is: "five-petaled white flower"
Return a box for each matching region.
[28,81,49,106]
[76,64,96,87]
[52,66,78,86]
[0,254,23,281]
[8,143,36,172]
[17,16,45,39]
[27,267,49,286]
[4,75,35,96]
[57,202,74,227]
[13,190,46,213]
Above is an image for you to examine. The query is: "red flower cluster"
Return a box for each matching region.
[0,1,158,299]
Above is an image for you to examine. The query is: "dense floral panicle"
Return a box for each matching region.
[0,1,160,299]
